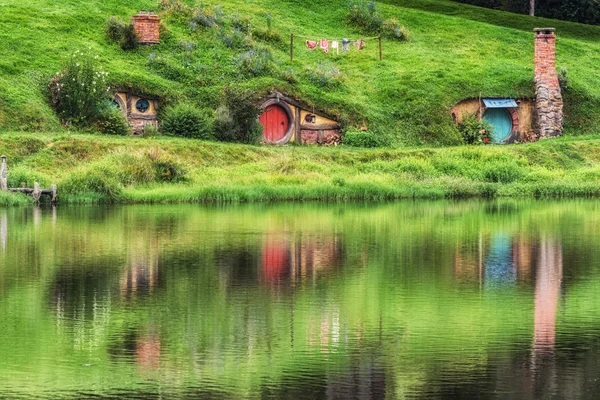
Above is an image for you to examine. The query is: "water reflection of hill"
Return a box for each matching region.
[1,200,600,398]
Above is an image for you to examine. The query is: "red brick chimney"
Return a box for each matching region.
[131,11,160,45]
[534,28,563,138]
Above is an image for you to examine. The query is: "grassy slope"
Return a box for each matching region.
[1,0,600,143]
[3,132,600,205]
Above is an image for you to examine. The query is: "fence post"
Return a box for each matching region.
[378,34,382,61]
[0,155,7,191]
[290,33,294,61]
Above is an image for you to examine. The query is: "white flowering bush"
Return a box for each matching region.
[48,50,110,126]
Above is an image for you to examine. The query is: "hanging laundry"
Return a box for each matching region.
[331,40,339,55]
[342,38,351,53]
[354,39,365,51]
[306,40,318,50]
[320,39,329,54]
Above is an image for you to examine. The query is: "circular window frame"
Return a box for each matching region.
[259,99,295,145]
[135,99,151,114]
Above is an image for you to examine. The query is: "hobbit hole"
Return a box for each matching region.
[258,92,341,145]
[451,28,562,143]
[113,92,159,134]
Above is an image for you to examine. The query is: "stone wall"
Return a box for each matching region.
[534,28,563,138]
[131,11,160,45]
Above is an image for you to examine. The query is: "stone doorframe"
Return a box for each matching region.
[259,98,295,145]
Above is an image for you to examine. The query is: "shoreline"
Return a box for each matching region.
[2,132,600,206]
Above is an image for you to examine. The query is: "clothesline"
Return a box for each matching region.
[292,34,380,41]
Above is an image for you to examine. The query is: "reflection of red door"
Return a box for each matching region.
[262,240,289,281]
[259,105,289,142]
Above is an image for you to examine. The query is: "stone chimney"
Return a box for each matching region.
[131,11,160,45]
[534,28,563,138]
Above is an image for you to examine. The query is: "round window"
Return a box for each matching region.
[136,99,150,113]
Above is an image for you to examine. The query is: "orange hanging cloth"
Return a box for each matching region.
[320,39,329,53]
[306,40,318,50]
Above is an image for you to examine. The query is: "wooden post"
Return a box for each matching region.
[33,182,41,201]
[0,155,7,191]
[290,33,294,62]
[378,34,382,61]
[51,184,57,204]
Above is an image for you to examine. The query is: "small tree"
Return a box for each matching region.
[214,87,263,144]
[48,50,110,127]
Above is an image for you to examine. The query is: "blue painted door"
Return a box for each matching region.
[483,109,513,143]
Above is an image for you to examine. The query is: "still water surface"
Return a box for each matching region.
[1,201,600,399]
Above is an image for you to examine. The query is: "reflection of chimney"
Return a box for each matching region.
[533,238,562,352]
[534,28,563,138]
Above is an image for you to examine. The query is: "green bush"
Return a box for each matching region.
[189,5,224,31]
[105,17,138,50]
[160,104,213,139]
[559,67,569,91]
[48,50,109,127]
[216,27,252,49]
[98,107,129,135]
[342,129,383,148]
[347,1,383,33]
[147,150,188,183]
[305,63,343,88]
[234,47,274,76]
[458,114,494,145]
[61,169,123,201]
[382,18,410,42]
[214,88,263,144]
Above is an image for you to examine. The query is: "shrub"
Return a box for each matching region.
[98,107,130,135]
[214,87,263,144]
[48,50,109,127]
[61,169,123,201]
[231,13,251,33]
[382,18,410,42]
[346,0,383,33]
[559,67,569,91]
[160,103,213,139]
[158,0,192,19]
[305,63,343,88]
[458,114,494,145]
[105,17,138,50]
[343,129,383,148]
[142,124,159,137]
[234,47,274,76]
[190,5,224,30]
[216,27,252,49]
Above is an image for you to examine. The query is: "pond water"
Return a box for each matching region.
[2,201,600,399]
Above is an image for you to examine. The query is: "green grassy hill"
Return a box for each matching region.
[1,0,600,145]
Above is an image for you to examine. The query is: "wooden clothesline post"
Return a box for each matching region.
[378,34,382,61]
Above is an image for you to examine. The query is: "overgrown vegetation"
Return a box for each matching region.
[347,1,410,41]
[160,103,212,139]
[458,114,494,145]
[342,128,384,147]
[213,88,263,144]
[4,132,600,204]
[105,17,139,50]
[47,51,110,127]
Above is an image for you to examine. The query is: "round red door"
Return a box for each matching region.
[259,105,290,142]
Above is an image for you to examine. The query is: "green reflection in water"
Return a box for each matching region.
[1,200,600,399]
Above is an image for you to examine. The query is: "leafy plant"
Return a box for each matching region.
[160,103,213,139]
[234,47,274,76]
[105,17,138,50]
[383,18,410,42]
[458,114,494,145]
[216,27,252,49]
[231,13,251,33]
[190,5,224,31]
[346,0,383,33]
[214,87,263,144]
[48,50,110,127]
[559,66,569,91]
[305,63,343,88]
[98,107,129,135]
[342,129,383,147]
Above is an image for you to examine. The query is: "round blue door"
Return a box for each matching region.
[483,109,513,143]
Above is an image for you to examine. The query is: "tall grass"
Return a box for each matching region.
[3,133,600,205]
